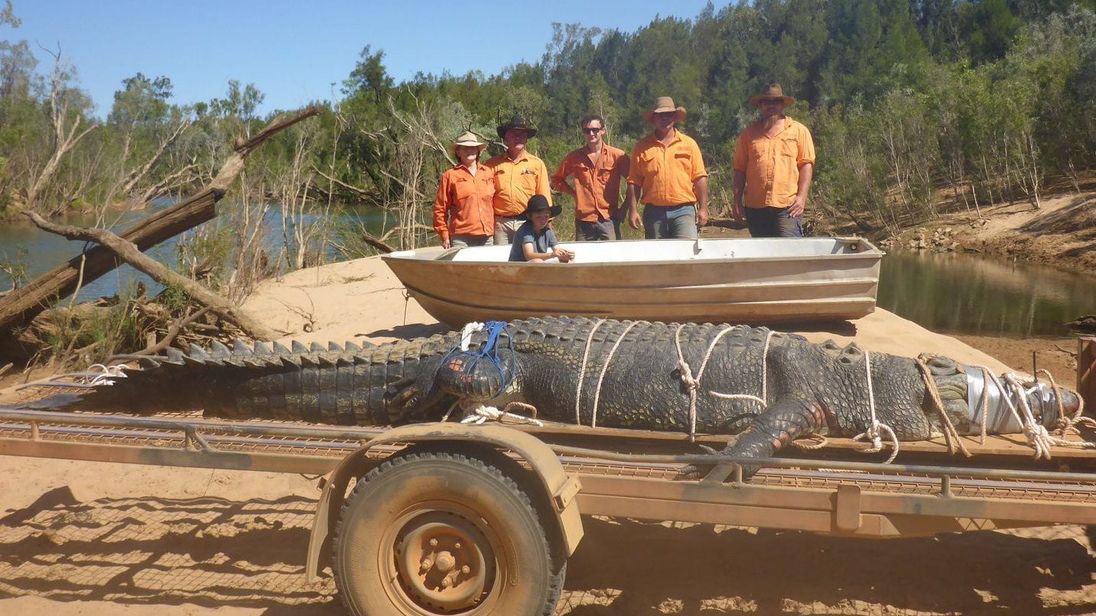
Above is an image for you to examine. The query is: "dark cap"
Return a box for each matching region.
[497,114,538,139]
[522,194,561,218]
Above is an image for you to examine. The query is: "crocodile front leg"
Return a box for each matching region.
[685,397,826,479]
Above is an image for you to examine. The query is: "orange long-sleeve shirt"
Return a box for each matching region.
[627,130,707,206]
[732,118,815,208]
[485,151,551,217]
[551,144,629,222]
[433,163,495,242]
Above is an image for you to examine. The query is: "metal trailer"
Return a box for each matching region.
[1,405,1095,615]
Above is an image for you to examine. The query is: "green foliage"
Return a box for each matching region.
[0,0,1093,233]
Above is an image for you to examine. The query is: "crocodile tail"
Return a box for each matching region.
[77,334,461,425]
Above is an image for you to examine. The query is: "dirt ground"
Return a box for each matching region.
[1,190,1095,615]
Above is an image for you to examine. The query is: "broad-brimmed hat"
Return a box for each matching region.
[521,194,561,219]
[749,82,796,108]
[496,114,538,139]
[643,96,687,123]
[452,130,487,153]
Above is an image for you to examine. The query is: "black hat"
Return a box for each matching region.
[496,114,538,139]
[521,194,561,219]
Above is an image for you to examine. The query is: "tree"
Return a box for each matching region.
[107,74,194,205]
[23,47,96,213]
[344,45,394,104]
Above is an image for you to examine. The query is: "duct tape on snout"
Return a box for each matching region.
[965,367,1062,434]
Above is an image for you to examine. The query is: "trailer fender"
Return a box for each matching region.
[305,423,584,581]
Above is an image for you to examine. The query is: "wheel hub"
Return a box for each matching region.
[394,514,494,612]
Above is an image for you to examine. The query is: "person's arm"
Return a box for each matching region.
[625,184,642,230]
[550,158,576,198]
[522,241,561,262]
[731,132,748,223]
[625,148,643,230]
[790,127,816,218]
[432,173,451,248]
[732,170,746,223]
[606,153,628,220]
[693,176,709,226]
[791,162,813,217]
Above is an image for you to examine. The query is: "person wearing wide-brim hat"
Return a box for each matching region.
[486,114,552,246]
[732,82,815,238]
[432,130,496,249]
[622,96,709,240]
[508,194,574,263]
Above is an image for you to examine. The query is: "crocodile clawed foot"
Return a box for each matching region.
[676,444,724,479]
[678,444,763,481]
[676,463,706,480]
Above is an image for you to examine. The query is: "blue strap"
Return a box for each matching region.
[437,321,515,400]
[469,321,513,396]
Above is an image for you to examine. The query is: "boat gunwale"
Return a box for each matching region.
[382,237,885,269]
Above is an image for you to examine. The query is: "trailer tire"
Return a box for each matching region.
[333,450,564,616]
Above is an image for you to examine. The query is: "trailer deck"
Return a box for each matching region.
[3,403,1095,539]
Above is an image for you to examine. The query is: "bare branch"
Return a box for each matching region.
[24,211,279,340]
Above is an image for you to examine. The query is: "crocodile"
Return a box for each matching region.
[78,317,1086,463]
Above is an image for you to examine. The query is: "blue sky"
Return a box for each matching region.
[9,1,723,117]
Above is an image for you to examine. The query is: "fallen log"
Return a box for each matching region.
[0,107,320,335]
[24,212,279,340]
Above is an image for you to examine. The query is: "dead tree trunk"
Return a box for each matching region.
[0,107,320,335]
[25,212,279,340]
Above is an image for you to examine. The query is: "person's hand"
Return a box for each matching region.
[441,238,451,249]
[789,194,807,217]
[732,200,745,224]
[554,247,574,263]
[628,208,641,230]
[697,206,709,227]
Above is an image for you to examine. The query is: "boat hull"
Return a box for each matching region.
[382,238,883,327]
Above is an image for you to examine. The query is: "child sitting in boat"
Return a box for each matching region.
[509,195,575,263]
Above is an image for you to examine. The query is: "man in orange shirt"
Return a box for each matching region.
[433,131,495,248]
[551,114,629,241]
[732,83,815,238]
[486,115,552,244]
[623,97,709,240]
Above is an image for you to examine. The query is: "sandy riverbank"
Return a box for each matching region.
[1,251,1093,615]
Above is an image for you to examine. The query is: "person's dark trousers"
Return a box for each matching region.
[575,219,617,241]
[744,207,803,238]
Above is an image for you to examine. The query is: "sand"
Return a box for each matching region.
[1,255,1092,616]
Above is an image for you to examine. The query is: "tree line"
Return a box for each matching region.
[1,0,1094,244]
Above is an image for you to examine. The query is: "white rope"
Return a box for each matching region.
[589,321,639,428]
[674,324,746,441]
[999,373,1096,457]
[86,363,129,386]
[1037,368,1096,439]
[460,404,543,427]
[459,321,485,351]
[709,329,773,407]
[574,319,607,425]
[851,350,900,463]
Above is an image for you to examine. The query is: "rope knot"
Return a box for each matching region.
[677,359,698,392]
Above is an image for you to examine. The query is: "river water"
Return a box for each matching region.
[1,212,1094,338]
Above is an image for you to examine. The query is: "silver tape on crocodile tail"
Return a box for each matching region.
[965,367,1080,434]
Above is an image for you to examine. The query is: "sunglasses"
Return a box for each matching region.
[583,127,603,134]
[762,98,785,105]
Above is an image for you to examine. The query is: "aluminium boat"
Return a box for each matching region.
[382,237,883,327]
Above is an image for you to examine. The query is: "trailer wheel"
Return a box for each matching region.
[333,450,564,616]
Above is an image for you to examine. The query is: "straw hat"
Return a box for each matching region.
[749,82,796,108]
[496,114,538,139]
[643,96,687,123]
[521,194,561,219]
[452,130,487,153]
